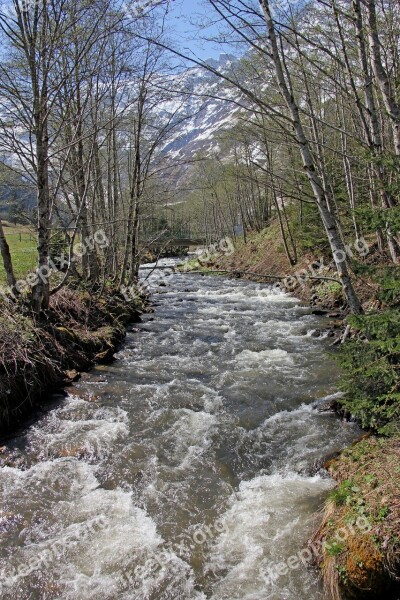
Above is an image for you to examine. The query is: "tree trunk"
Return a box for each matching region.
[29,1,51,314]
[31,118,51,313]
[0,218,17,291]
[366,0,400,156]
[260,0,362,314]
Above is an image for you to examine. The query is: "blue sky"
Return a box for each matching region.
[165,0,228,61]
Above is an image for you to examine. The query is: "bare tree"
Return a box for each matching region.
[0,217,16,290]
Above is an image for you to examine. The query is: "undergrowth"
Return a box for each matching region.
[0,285,144,434]
[337,267,400,434]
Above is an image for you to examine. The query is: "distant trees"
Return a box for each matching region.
[118,40,185,286]
[0,0,398,316]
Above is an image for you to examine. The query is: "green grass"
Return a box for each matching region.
[0,222,37,286]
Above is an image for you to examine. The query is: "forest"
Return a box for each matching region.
[0,1,398,311]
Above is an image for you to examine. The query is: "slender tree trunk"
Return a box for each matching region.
[0,218,17,291]
[128,196,140,284]
[31,114,51,313]
[27,1,51,314]
[260,0,362,313]
[366,0,400,156]
[128,110,143,284]
[281,194,297,264]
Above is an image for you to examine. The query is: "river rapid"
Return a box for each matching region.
[0,262,359,599]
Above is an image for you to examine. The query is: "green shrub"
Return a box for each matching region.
[337,310,400,433]
[317,280,343,301]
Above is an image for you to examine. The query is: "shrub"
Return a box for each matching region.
[337,310,400,433]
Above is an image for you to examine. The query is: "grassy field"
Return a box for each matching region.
[0,222,37,286]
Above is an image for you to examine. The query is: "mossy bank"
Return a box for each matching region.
[311,436,400,599]
[0,285,147,437]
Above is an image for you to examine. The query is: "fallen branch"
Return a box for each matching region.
[178,268,343,285]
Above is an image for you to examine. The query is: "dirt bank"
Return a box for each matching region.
[0,285,147,437]
[311,436,400,599]
[191,223,379,315]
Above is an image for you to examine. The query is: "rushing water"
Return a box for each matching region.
[0,262,360,599]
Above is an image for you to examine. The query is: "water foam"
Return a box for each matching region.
[235,348,295,368]
[206,472,331,599]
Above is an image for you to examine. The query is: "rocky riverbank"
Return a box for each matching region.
[0,285,147,438]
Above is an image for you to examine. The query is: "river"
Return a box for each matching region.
[0,262,359,599]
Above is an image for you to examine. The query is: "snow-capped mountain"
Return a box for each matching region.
[0,53,243,214]
[156,54,242,186]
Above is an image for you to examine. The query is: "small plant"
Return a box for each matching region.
[318,280,343,300]
[326,539,345,556]
[377,506,389,521]
[330,480,355,506]
[356,497,366,514]
[336,565,348,583]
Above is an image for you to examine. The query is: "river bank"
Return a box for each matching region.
[0,285,146,437]
[185,221,384,312]
[189,225,400,599]
[0,263,361,599]
[311,435,400,600]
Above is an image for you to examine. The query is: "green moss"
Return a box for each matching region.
[326,540,345,556]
